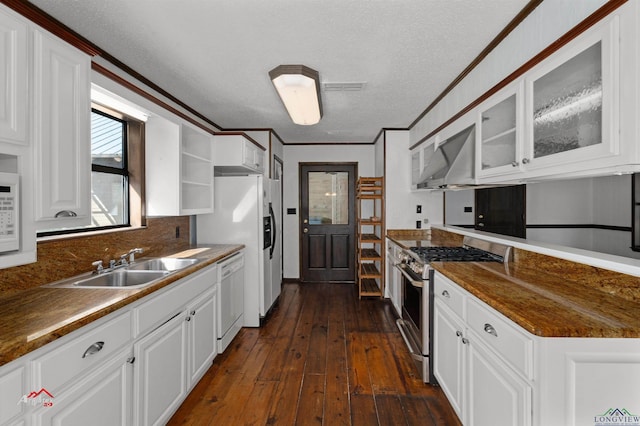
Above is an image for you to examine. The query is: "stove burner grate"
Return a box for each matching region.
[409,246,503,263]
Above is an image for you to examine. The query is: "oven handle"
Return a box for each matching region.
[395,264,424,288]
[396,319,424,362]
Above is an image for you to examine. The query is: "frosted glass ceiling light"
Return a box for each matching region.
[269,65,322,125]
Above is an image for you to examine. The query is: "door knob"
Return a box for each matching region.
[478,223,485,227]
[478,214,484,219]
[303,219,308,224]
[303,228,308,233]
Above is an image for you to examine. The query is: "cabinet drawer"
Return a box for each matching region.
[433,273,465,318]
[466,298,533,379]
[135,265,217,338]
[32,311,132,394]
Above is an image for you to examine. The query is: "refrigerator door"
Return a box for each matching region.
[197,175,264,327]
[270,178,282,305]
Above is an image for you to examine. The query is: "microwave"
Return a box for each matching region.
[0,172,19,253]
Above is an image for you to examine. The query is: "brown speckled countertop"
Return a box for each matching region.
[432,261,640,338]
[0,244,243,367]
[388,228,640,338]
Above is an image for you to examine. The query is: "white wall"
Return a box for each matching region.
[282,144,375,279]
[384,130,443,229]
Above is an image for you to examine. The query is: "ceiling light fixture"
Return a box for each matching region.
[269,65,322,125]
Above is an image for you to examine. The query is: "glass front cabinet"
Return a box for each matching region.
[477,81,523,178]
[523,15,619,174]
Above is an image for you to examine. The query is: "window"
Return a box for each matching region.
[91,109,129,228]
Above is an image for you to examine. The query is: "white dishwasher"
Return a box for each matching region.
[217,250,245,352]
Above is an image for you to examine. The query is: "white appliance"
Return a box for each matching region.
[217,250,244,352]
[0,172,19,253]
[197,175,281,327]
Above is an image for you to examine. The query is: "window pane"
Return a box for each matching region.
[308,171,349,224]
[91,111,125,169]
[91,172,127,226]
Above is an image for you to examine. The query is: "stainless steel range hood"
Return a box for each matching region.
[416,124,476,189]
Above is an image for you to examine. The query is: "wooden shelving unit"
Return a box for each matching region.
[356,177,385,298]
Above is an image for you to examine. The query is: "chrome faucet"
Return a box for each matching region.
[92,260,104,274]
[127,248,143,263]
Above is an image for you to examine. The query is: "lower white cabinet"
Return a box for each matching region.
[32,347,133,426]
[434,272,532,426]
[134,311,188,426]
[0,363,27,425]
[466,329,531,426]
[385,239,402,316]
[187,288,217,387]
[433,270,640,426]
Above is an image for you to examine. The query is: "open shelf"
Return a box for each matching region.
[356,176,384,299]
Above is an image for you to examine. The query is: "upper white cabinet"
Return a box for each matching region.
[213,133,265,175]
[32,28,91,230]
[523,16,619,174]
[146,116,214,216]
[477,81,523,178]
[0,7,27,146]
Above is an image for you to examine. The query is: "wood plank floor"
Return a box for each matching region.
[168,282,461,426]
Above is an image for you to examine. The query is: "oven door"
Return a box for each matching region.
[395,264,427,379]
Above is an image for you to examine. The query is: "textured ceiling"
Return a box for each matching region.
[28,0,529,143]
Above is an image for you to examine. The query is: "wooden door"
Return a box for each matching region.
[475,185,526,238]
[300,163,356,282]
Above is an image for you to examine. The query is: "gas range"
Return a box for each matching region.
[399,236,512,280]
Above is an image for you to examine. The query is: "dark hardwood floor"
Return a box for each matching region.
[168,282,461,425]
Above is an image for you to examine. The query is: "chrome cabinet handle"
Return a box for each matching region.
[441,290,450,298]
[521,158,530,164]
[484,323,498,337]
[511,161,519,167]
[190,310,196,316]
[461,337,469,345]
[456,330,463,337]
[127,357,135,364]
[186,316,191,322]
[55,210,78,218]
[82,341,104,358]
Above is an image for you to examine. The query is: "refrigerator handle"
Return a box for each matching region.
[269,203,276,259]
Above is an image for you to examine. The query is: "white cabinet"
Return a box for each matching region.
[146,116,214,216]
[133,310,188,426]
[522,16,619,175]
[33,347,133,426]
[133,263,218,425]
[433,272,532,425]
[0,362,28,425]
[217,251,244,353]
[213,133,265,175]
[0,7,27,145]
[32,28,91,230]
[385,239,401,316]
[476,81,523,178]
[433,300,466,419]
[186,288,217,387]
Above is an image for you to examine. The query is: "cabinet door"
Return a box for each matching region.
[524,17,619,172]
[0,8,27,145]
[33,29,91,229]
[477,81,523,178]
[433,300,465,420]
[466,331,532,426]
[33,348,133,426]
[187,289,216,388]
[0,363,27,425]
[134,311,188,426]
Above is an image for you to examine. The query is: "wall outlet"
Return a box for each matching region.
[416,205,422,214]
[464,206,472,213]
[416,220,422,229]
[175,226,180,238]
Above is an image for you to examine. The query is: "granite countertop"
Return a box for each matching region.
[387,228,640,338]
[432,261,640,338]
[0,244,243,367]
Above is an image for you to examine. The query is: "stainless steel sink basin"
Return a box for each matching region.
[73,270,170,288]
[128,257,201,272]
[46,270,170,289]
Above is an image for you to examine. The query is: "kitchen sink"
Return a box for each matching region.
[127,257,201,272]
[68,270,170,288]
[43,256,202,289]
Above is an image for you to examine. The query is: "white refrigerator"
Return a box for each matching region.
[196,175,281,327]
